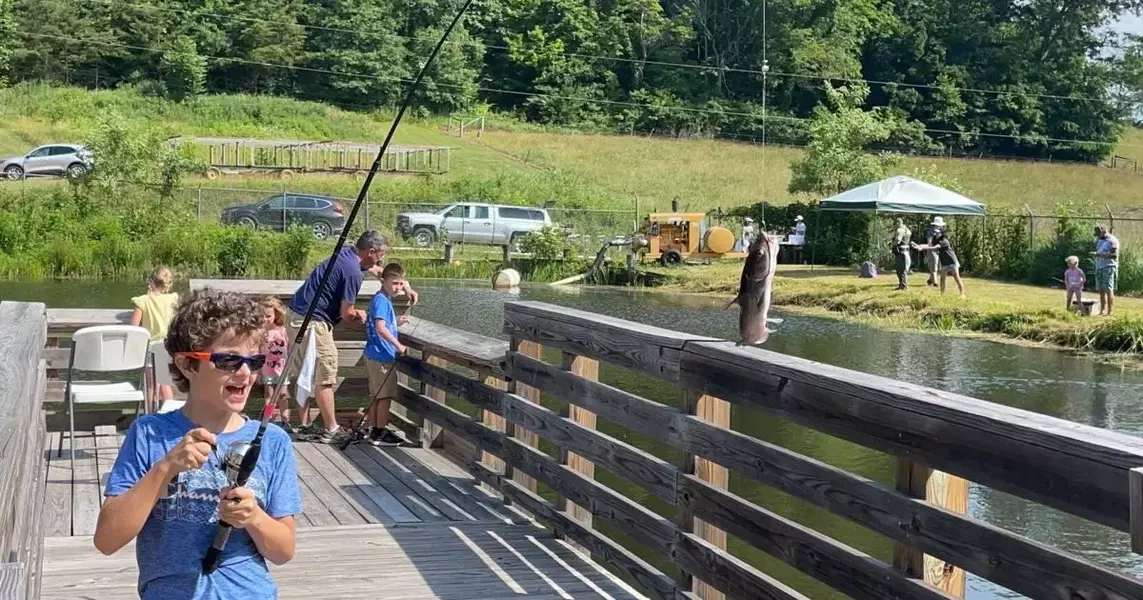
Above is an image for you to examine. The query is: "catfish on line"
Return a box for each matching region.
[725,233,782,346]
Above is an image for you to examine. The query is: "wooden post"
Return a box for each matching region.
[444,243,454,263]
[678,390,729,600]
[502,245,511,263]
[420,353,447,449]
[1131,467,1143,553]
[893,460,969,597]
[557,352,598,535]
[507,337,542,493]
[480,368,509,487]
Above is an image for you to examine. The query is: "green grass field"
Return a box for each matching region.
[4,84,1143,218]
[648,261,1143,357]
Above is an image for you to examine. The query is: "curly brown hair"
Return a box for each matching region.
[164,289,266,393]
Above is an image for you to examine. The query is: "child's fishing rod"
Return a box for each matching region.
[202,0,476,574]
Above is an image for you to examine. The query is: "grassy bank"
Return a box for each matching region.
[3,84,1143,215]
[651,263,1143,356]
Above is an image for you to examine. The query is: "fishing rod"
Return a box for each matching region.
[201,0,477,575]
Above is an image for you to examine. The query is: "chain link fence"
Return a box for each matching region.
[181,184,641,253]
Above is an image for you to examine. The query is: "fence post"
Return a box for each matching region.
[364,195,371,231]
[420,353,446,449]
[892,461,969,597]
[556,352,597,548]
[197,186,203,221]
[677,390,729,600]
[505,337,542,493]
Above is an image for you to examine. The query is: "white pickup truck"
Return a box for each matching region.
[396,202,555,248]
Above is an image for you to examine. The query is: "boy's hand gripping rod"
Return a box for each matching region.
[201,0,475,574]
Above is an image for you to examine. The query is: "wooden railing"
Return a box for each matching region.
[386,300,1143,600]
[0,302,48,599]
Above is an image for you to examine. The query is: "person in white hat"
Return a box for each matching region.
[923,217,946,287]
[793,215,806,236]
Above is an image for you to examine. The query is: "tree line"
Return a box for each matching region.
[3,0,1143,162]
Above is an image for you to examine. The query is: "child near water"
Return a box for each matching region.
[95,289,302,598]
[1064,255,1086,313]
[131,265,180,409]
[259,297,302,431]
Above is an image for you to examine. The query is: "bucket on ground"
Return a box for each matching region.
[492,268,521,289]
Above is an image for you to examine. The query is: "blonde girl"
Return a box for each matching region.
[131,265,179,409]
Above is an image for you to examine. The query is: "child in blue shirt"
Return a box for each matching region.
[363,262,410,446]
[94,289,303,599]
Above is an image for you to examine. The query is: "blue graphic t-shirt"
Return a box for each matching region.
[105,410,303,599]
[364,293,399,363]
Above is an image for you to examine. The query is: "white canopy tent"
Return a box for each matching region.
[809,176,985,269]
[818,175,986,216]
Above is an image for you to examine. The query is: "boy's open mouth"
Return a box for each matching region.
[225,384,247,395]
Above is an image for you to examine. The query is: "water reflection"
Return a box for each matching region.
[6,278,1142,599]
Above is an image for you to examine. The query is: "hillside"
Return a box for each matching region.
[2,85,1143,216]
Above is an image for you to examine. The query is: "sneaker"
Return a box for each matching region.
[369,428,404,447]
[290,423,320,441]
[318,427,354,446]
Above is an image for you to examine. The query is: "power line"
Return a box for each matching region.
[66,0,1132,106]
[13,31,1139,149]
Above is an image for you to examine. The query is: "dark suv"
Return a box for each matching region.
[221,193,347,240]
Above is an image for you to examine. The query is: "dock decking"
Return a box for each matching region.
[40,428,641,599]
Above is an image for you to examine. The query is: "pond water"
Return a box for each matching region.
[4,278,1141,599]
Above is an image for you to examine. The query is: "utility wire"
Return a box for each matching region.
[13,30,1139,149]
[62,0,1133,106]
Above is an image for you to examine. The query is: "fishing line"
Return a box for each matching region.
[201,0,476,575]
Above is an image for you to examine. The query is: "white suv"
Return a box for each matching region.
[396,203,554,248]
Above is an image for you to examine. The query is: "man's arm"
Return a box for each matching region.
[341,301,365,323]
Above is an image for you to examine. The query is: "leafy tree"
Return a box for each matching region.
[75,114,199,200]
[0,0,13,87]
[788,83,902,197]
[161,36,207,101]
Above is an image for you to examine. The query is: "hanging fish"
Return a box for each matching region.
[725,233,780,346]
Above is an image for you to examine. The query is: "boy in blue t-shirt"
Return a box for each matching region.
[94,289,303,599]
[363,262,410,446]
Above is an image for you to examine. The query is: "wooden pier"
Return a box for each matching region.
[6,290,1143,599]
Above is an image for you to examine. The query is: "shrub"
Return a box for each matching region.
[519,226,567,261]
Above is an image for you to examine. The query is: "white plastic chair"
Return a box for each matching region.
[149,340,186,414]
[59,325,151,466]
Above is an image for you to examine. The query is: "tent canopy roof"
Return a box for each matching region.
[818,176,986,216]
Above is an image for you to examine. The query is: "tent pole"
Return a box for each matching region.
[811,208,822,272]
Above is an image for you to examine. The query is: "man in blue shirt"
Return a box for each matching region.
[1093,225,1120,316]
[284,230,407,445]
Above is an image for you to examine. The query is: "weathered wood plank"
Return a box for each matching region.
[309,443,419,524]
[503,301,717,380]
[376,447,508,522]
[682,340,1143,533]
[1132,468,1143,553]
[43,432,71,537]
[294,475,336,528]
[70,434,101,536]
[402,353,679,504]
[678,475,955,600]
[93,426,121,505]
[420,354,448,449]
[673,532,808,600]
[397,384,677,558]
[506,338,541,494]
[290,444,369,526]
[672,414,1143,600]
[341,444,450,522]
[505,351,680,440]
[472,462,680,600]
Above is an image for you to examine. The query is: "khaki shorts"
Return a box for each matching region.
[366,360,397,400]
[284,309,339,387]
